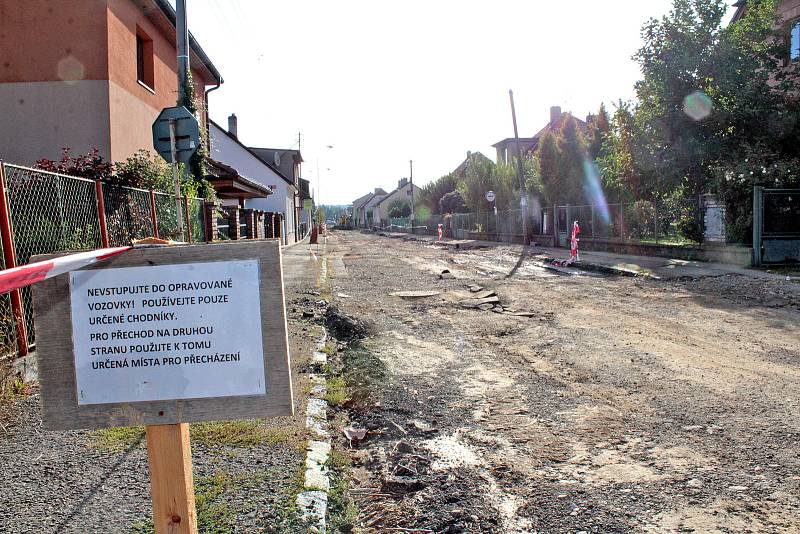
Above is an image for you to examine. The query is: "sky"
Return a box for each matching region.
[182,0,741,205]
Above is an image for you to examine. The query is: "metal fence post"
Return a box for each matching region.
[753,186,763,267]
[95,180,110,248]
[0,162,28,356]
[654,203,659,243]
[183,196,192,243]
[619,204,625,239]
[149,189,159,239]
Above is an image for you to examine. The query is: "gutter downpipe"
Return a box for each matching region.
[204,80,223,152]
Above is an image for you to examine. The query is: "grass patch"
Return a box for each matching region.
[0,377,29,400]
[191,420,300,449]
[326,448,358,533]
[130,471,266,534]
[324,376,350,407]
[91,421,301,453]
[89,426,145,452]
[277,457,309,531]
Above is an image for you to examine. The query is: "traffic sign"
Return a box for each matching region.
[152,106,200,164]
[485,190,496,202]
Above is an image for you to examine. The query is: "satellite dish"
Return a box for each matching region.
[274,152,281,167]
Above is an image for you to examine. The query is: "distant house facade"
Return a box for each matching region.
[249,146,304,239]
[491,106,588,165]
[352,188,387,228]
[209,119,298,244]
[351,192,373,227]
[0,0,222,165]
[372,178,423,225]
[298,178,313,236]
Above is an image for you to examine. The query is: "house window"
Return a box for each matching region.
[136,29,154,91]
[791,20,800,63]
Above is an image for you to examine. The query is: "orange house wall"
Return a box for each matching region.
[0,0,109,83]
[106,0,210,163]
[0,0,212,165]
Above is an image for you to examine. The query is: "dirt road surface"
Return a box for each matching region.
[324,230,800,533]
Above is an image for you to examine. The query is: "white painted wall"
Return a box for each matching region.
[209,122,297,243]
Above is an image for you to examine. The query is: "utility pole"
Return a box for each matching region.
[409,159,415,234]
[173,0,189,240]
[176,0,189,107]
[509,89,529,245]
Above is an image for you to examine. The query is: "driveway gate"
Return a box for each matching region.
[753,186,800,266]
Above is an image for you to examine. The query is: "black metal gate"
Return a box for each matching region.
[753,186,800,265]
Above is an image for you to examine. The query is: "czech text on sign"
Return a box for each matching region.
[32,241,293,430]
[71,260,264,405]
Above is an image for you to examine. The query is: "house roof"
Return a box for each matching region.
[352,192,373,210]
[209,119,296,189]
[491,138,537,149]
[354,189,388,211]
[206,158,274,198]
[491,112,589,157]
[151,0,223,84]
[452,151,493,176]
[530,112,588,140]
[374,182,421,208]
[250,147,304,164]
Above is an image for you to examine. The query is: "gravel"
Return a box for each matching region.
[326,231,800,533]
[0,244,325,534]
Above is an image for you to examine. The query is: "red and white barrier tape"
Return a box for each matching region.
[0,246,131,295]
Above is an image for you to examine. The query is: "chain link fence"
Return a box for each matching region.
[0,163,208,350]
[387,198,702,245]
[103,185,155,246]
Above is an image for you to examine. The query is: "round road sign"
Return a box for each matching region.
[485,190,496,202]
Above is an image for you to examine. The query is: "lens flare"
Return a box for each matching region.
[582,159,610,224]
[416,205,431,221]
[683,91,713,121]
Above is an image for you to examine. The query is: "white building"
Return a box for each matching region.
[209,119,298,244]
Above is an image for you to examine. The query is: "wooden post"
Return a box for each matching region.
[183,196,192,243]
[95,180,110,248]
[0,161,28,356]
[146,424,198,534]
[149,190,160,239]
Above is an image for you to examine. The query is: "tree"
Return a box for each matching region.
[597,101,641,202]
[387,199,411,218]
[420,173,458,214]
[629,0,800,241]
[461,152,495,212]
[587,103,610,159]
[556,115,588,205]
[537,131,559,206]
[439,190,466,214]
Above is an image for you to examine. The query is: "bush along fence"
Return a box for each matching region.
[379,198,704,247]
[0,161,285,360]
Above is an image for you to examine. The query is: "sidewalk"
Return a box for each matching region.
[399,232,792,281]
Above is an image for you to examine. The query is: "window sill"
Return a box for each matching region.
[137,79,155,95]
